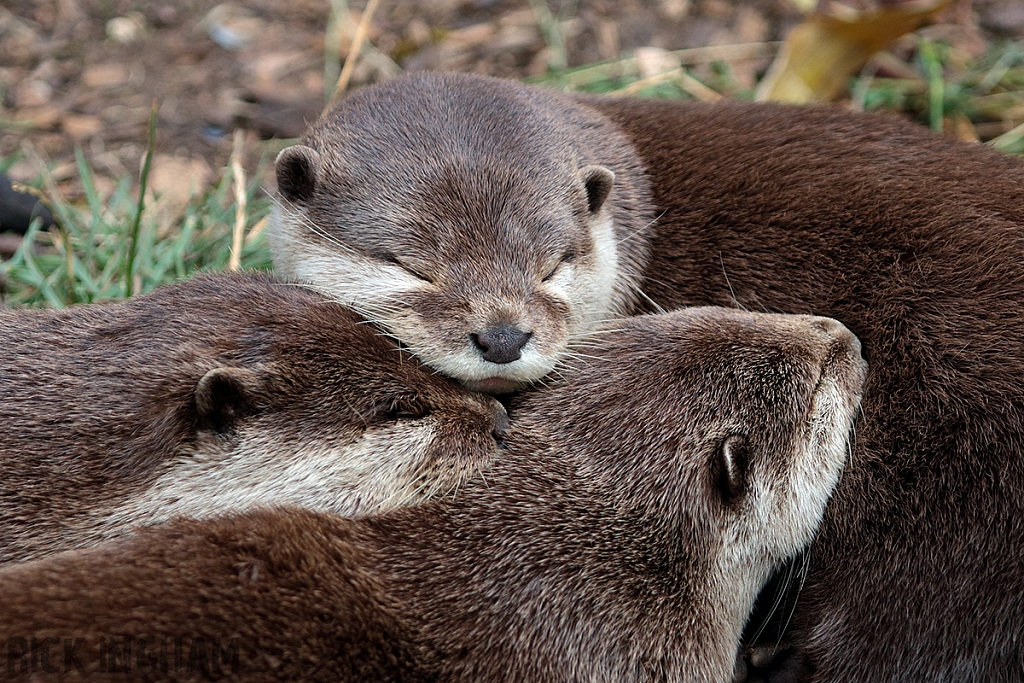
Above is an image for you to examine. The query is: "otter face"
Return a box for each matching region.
[272,145,619,394]
[0,275,511,565]
[703,314,866,572]
[512,307,866,610]
[105,302,509,535]
[266,72,653,394]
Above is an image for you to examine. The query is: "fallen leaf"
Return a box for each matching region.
[946,112,979,142]
[756,0,953,103]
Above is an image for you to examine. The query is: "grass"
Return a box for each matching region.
[530,37,1024,145]
[0,145,274,309]
[3,26,1024,310]
[848,39,1024,144]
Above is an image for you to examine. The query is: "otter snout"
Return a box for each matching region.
[803,315,868,392]
[470,326,533,364]
[811,316,861,357]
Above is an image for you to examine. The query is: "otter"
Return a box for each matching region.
[586,97,1024,683]
[269,73,652,394]
[269,72,1024,681]
[0,306,865,683]
[0,272,506,565]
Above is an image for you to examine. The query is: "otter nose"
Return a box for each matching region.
[470,326,532,364]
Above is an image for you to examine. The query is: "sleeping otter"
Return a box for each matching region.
[269,72,1024,681]
[0,306,866,682]
[0,272,506,565]
[269,73,651,394]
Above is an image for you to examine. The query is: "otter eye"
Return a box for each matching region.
[382,396,431,421]
[382,252,432,283]
[541,251,576,282]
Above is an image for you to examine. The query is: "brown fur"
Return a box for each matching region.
[269,72,653,392]
[0,272,505,565]
[268,72,1024,681]
[0,307,865,683]
[585,96,1024,682]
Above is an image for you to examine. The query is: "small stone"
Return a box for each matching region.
[493,25,540,52]
[15,80,53,108]
[445,23,496,48]
[106,13,146,44]
[155,5,178,26]
[201,4,264,51]
[635,47,681,78]
[659,0,691,21]
[82,63,129,89]
[62,114,104,140]
[406,18,431,46]
[732,6,769,45]
[148,155,213,206]
[14,106,62,129]
[982,0,1024,35]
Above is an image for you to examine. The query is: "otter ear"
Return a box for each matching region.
[276,145,322,203]
[713,434,749,503]
[194,367,265,432]
[581,165,615,214]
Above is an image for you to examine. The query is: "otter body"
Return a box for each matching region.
[0,272,505,565]
[270,72,1024,681]
[591,97,1024,682]
[0,307,866,683]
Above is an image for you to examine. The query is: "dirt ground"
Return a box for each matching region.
[3,0,1024,200]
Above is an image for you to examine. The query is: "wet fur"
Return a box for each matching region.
[0,272,504,565]
[0,307,865,683]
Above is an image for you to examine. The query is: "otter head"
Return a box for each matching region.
[109,284,510,535]
[509,307,866,664]
[269,73,652,393]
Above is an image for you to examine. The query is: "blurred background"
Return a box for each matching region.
[2,0,1024,306]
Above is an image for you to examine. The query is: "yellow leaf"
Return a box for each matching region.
[756,0,953,103]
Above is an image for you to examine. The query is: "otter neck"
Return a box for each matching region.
[371,439,737,682]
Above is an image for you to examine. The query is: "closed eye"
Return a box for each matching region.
[381,252,433,283]
[380,395,432,421]
[542,251,577,282]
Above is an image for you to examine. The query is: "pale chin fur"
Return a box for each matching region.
[103,420,444,536]
[715,366,862,640]
[269,205,623,390]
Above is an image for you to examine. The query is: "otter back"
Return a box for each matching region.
[585,95,1024,681]
[0,272,505,565]
[0,307,865,683]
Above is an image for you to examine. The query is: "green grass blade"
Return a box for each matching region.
[124,102,158,298]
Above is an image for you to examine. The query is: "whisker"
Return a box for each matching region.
[572,326,628,336]
[777,546,811,642]
[747,554,798,646]
[719,252,747,312]
[272,199,356,254]
[616,209,665,246]
[635,287,667,314]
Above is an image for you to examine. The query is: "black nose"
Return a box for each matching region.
[470,326,532,364]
